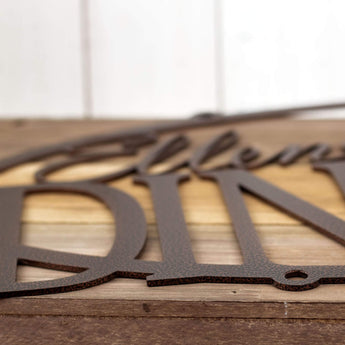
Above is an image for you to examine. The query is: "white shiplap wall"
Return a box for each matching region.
[90,0,217,117]
[222,0,345,113]
[0,0,84,117]
[0,0,344,119]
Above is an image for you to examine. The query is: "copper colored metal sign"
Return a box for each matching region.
[1,105,345,298]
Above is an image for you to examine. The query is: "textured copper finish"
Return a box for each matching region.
[1,104,345,298]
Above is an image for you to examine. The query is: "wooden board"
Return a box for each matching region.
[0,119,345,344]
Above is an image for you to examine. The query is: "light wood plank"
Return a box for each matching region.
[14,222,345,304]
[0,164,341,226]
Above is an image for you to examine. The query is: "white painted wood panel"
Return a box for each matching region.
[222,0,345,113]
[0,0,83,117]
[90,0,217,118]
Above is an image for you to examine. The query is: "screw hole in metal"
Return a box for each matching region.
[285,270,308,281]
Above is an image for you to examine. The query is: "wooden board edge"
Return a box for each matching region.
[0,315,344,345]
[0,298,343,320]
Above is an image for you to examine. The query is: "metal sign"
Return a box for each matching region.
[1,106,345,298]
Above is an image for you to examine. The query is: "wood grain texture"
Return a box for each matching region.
[0,119,345,342]
[0,316,344,345]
